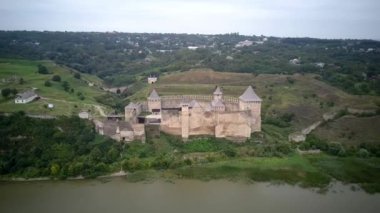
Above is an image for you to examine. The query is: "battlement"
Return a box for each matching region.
[161,95,239,104]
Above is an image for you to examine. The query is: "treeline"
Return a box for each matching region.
[0,112,379,179]
[0,31,379,95]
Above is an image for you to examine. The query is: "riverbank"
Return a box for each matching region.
[0,171,127,182]
[122,155,380,194]
[1,155,379,193]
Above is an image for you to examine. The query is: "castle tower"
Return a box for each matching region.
[147,89,161,114]
[213,86,223,101]
[211,86,225,112]
[125,102,142,122]
[181,103,189,139]
[239,86,262,132]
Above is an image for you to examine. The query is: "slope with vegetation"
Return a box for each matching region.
[134,69,380,132]
[1,112,380,193]
[0,58,111,116]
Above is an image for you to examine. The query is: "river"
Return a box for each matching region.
[0,178,379,213]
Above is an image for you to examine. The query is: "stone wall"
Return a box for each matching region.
[148,99,161,112]
[188,110,216,136]
[215,111,251,138]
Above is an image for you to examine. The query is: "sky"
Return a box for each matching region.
[0,0,380,40]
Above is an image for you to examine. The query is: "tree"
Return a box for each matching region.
[90,147,102,163]
[44,80,52,87]
[50,163,60,176]
[1,88,11,98]
[11,88,18,96]
[74,73,81,79]
[62,81,70,91]
[38,64,49,74]
[52,75,61,82]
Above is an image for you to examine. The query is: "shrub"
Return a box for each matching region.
[223,148,236,157]
[62,81,70,91]
[52,75,61,82]
[327,142,344,156]
[357,148,370,158]
[1,88,11,98]
[44,80,52,87]
[74,73,81,79]
[287,77,295,84]
[37,64,49,74]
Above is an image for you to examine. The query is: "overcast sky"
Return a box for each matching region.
[1,0,380,40]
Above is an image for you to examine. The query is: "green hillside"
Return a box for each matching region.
[0,58,111,116]
[130,69,380,145]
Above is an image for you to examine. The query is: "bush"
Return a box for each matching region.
[328,142,344,156]
[52,75,61,82]
[223,148,237,157]
[1,88,11,98]
[38,64,49,74]
[357,148,370,158]
[287,77,295,84]
[263,117,290,127]
[44,80,52,87]
[74,73,81,79]
[62,81,70,91]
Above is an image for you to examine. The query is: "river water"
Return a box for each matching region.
[0,178,379,213]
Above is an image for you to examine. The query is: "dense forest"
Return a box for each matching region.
[0,31,379,95]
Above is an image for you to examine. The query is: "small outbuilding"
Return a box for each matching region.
[147,76,158,84]
[78,111,90,119]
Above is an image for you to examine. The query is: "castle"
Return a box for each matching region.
[126,86,261,141]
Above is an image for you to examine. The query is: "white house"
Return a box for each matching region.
[289,58,301,65]
[187,46,198,50]
[14,90,38,104]
[147,76,158,84]
[235,40,253,48]
[78,111,90,119]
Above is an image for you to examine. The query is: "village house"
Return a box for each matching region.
[147,76,158,84]
[235,40,253,48]
[14,90,38,104]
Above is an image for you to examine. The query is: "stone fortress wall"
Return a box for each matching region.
[131,86,262,141]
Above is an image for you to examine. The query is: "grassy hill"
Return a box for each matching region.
[0,58,111,116]
[130,69,380,144]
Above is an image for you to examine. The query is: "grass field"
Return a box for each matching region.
[0,58,111,116]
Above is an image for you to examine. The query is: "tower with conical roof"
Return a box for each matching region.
[211,86,225,112]
[239,86,262,132]
[148,89,161,114]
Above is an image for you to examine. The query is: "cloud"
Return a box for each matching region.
[0,0,379,39]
